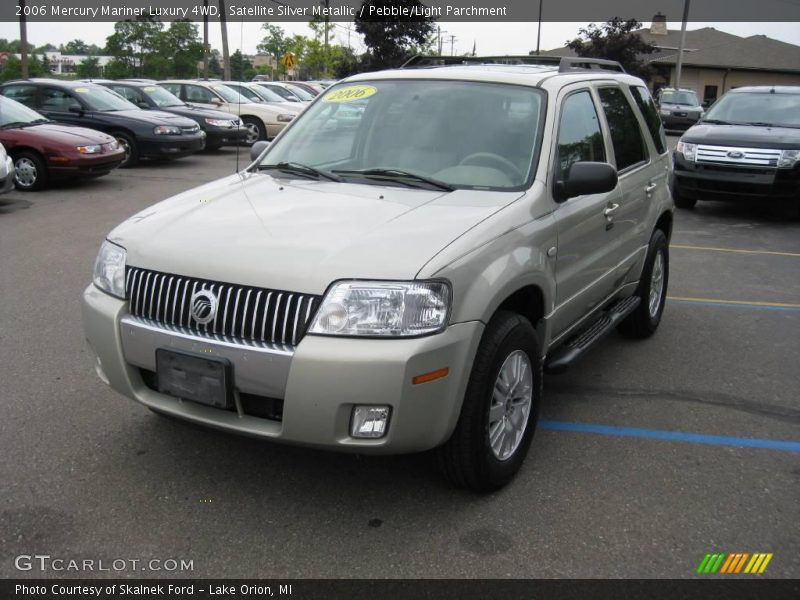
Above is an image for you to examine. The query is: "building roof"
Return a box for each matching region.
[541,27,800,74]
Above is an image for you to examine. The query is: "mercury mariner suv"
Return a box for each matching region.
[82,56,674,491]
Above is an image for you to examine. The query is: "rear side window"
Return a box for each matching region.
[630,86,667,154]
[40,88,81,112]
[2,85,38,109]
[556,90,606,180]
[598,87,647,171]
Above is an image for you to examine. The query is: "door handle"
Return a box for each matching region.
[603,203,620,217]
[645,182,658,194]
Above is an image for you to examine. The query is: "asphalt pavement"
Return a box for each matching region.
[1,139,798,579]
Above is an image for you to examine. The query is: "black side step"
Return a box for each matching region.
[545,296,641,374]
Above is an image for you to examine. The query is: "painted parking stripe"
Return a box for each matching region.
[667,296,800,312]
[539,420,800,452]
[671,244,800,258]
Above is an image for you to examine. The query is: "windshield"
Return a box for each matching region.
[284,84,314,101]
[704,91,800,127]
[246,85,287,103]
[143,85,184,107]
[258,80,544,190]
[0,95,48,126]
[76,86,138,111]
[211,84,249,104]
[660,90,699,106]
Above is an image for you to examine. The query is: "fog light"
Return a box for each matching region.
[351,406,390,438]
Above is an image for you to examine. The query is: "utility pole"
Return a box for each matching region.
[202,0,209,79]
[219,0,231,80]
[19,0,29,79]
[449,35,456,56]
[437,26,442,55]
[535,0,543,55]
[323,0,330,78]
[674,0,691,90]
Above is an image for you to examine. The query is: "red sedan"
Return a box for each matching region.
[0,95,125,191]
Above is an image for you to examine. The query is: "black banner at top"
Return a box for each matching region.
[3,0,800,22]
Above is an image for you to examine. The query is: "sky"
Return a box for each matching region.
[0,20,799,57]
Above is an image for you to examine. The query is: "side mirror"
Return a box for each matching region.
[68,105,83,115]
[137,102,149,109]
[211,97,223,105]
[250,140,270,162]
[555,162,618,202]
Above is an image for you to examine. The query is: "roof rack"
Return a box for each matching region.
[401,55,625,73]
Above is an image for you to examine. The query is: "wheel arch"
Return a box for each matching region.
[655,210,674,241]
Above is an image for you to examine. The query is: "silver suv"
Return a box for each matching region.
[82,56,673,491]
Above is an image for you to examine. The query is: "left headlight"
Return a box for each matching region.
[778,149,800,168]
[308,280,451,337]
[93,240,127,299]
[205,118,235,128]
[77,144,102,154]
[277,113,295,123]
[154,125,181,135]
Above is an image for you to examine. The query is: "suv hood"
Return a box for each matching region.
[110,172,522,294]
[682,123,800,148]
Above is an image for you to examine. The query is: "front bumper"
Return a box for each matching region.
[205,127,248,147]
[49,151,126,179]
[672,153,800,200]
[138,134,206,159]
[661,111,701,129]
[81,285,482,454]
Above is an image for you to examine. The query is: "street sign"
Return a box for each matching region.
[281,52,297,70]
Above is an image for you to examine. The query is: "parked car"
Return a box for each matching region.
[255,82,311,105]
[656,87,704,130]
[0,142,15,194]
[223,82,306,115]
[92,80,247,150]
[286,81,322,97]
[0,95,125,190]
[671,86,800,210]
[0,79,205,168]
[160,80,298,143]
[82,56,673,491]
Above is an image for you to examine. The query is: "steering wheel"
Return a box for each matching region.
[458,152,524,182]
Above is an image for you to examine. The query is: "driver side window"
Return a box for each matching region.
[185,85,214,103]
[556,90,606,181]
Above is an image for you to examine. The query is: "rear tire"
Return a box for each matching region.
[438,310,542,492]
[618,229,669,339]
[12,151,48,191]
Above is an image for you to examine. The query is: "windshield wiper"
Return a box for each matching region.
[0,121,27,129]
[332,168,455,192]
[700,119,731,125]
[258,161,343,182]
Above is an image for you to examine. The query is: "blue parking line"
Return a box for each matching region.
[667,299,800,312]
[539,420,800,452]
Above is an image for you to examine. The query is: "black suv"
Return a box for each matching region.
[93,80,247,150]
[0,79,206,167]
[672,86,800,210]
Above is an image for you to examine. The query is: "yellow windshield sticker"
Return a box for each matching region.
[144,86,157,92]
[323,85,377,103]
[74,87,89,93]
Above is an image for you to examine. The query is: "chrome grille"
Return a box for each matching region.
[125,267,320,348]
[696,145,781,167]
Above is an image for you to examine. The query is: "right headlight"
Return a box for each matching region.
[676,141,697,161]
[777,149,800,169]
[308,280,451,337]
[92,240,127,299]
[205,118,235,128]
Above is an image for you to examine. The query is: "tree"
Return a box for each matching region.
[76,56,101,78]
[158,20,203,78]
[105,16,163,77]
[0,53,48,81]
[208,52,222,78]
[565,18,656,78]
[354,0,435,71]
[62,39,89,55]
[230,50,255,81]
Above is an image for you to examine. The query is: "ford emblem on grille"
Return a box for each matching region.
[190,289,218,324]
[727,150,744,159]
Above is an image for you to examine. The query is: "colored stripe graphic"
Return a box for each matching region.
[699,553,773,574]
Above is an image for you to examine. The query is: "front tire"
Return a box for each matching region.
[438,311,542,492]
[242,117,266,144]
[618,229,669,338]
[112,131,138,168]
[13,151,48,191]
